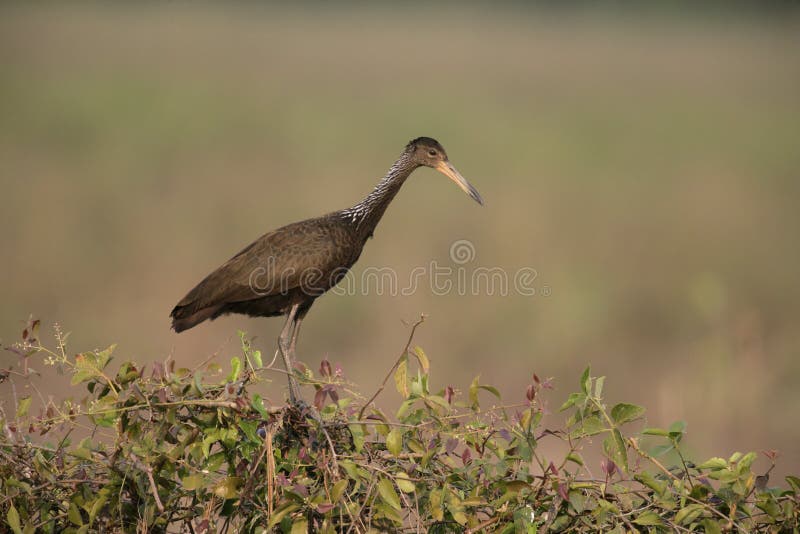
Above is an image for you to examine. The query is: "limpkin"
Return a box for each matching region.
[170,137,483,403]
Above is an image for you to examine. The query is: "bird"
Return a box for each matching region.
[170,137,483,403]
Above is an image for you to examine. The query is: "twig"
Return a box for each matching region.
[144,464,164,513]
[266,426,276,517]
[358,315,425,420]
[466,515,499,533]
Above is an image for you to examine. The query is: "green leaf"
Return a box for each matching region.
[635,472,666,495]
[252,394,269,419]
[290,520,308,534]
[697,457,728,470]
[642,427,670,436]
[757,494,780,518]
[425,395,450,410]
[182,475,205,490]
[410,374,423,397]
[504,480,530,494]
[213,477,242,499]
[594,375,605,398]
[267,503,299,528]
[68,502,83,526]
[394,355,409,398]
[377,478,401,510]
[572,415,604,437]
[7,505,22,534]
[566,452,584,466]
[396,398,416,419]
[569,491,586,513]
[71,447,92,461]
[395,472,415,493]
[610,403,645,425]
[330,479,348,502]
[88,494,108,525]
[428,489,444,521]
[348,424,365,452]
[479,384,501,400]
[633,510,663,526]
[96,344,115,368]
[469,376,480,409]
[339,460,360,482]
[251,349,263,368]
[71,355,99,385]
[580,366,591,394]
[611,429,628,471]
[375,502,403,524]
[386,429,403,456]
[560,392,585,411]
[411,346,430,373]
[226,357,241,383]
[193,371,205,395]
[736,451,757,473]
[674,503,704,525]
[669,420,687,436]
[786,475,800,494]
[16,396,32,418]
[700,519,722,534]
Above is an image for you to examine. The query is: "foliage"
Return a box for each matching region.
[1,317,797,533]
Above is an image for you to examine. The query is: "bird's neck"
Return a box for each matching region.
[344,154,418,241]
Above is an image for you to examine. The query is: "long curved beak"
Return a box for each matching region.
[434,160,484,206]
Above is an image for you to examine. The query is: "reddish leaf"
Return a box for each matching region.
[152,361,165,381]
[558,482,569,501]
[316,503,335,514]
[601,459,617,477]
[446,438,459,454]
[320,359,332,377]
[313,389,326,410]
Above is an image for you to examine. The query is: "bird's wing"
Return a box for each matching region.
[174,219,353,311]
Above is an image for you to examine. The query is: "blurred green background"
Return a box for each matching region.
[1,4,799,475]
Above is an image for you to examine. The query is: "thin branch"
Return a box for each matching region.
[358,315,425,420]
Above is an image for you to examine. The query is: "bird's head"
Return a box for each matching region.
[405,137,484,205]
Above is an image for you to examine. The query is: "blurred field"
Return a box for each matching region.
[1,4,799,475]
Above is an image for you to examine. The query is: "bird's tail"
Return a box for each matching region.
[170,304,221,333]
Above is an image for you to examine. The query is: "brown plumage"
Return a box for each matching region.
[170,137,483,402]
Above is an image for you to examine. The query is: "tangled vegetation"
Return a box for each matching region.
[1,317,797,533]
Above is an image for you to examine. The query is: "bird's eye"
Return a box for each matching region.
[428,149,437,157]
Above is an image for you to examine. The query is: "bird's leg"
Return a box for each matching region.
[288,313,304,357]
[278,304,301,404]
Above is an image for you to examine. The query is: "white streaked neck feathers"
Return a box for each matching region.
[342,154,418,239]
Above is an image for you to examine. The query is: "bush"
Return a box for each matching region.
[1,317,798,533]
